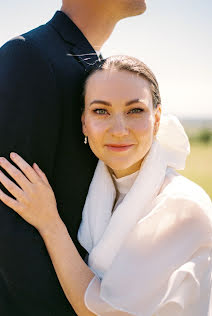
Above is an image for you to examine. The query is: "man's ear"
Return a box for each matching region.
[81,112,87,136]
[154,104,162,136]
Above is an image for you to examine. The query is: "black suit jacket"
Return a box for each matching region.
[0,11,99,316]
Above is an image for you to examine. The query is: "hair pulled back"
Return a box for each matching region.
[84,55,161,109]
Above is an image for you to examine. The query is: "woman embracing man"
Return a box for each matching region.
[0,55,212,316]
[0,1,212,316]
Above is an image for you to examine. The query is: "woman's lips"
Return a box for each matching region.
[105,144,134,152]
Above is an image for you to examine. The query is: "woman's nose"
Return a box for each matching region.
[110,116,129,137]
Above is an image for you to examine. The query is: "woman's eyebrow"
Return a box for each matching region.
[125,99,146,106]
[89,99,146,107]
[89,100,112,107]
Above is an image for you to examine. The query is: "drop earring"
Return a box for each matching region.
[84,136,88,145]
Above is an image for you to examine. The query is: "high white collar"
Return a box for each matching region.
[112,170,139,195]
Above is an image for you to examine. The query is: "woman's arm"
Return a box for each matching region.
[0,153,96,316]
[39,220,96,316]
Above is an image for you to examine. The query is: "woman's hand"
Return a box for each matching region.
[0,152,61,233]
[0,153,96,316]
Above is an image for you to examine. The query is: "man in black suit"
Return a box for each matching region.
[0,1,146,315]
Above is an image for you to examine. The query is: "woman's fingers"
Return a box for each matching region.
[0,154,57,231]
[0,157,30,191]
[0,154,49,187]
[33,163,50,186]
[0,188,22,212]
[9,153,40,184]
[0,170,26,201]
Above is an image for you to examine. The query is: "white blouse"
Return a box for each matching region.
[112,170,139,213]
[78,115,212,316]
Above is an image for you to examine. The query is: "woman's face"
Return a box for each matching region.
[82,70,161,178]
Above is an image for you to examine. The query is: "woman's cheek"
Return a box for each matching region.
[129,118,152,136]
[85,118,108,158]
[87,118,107,139]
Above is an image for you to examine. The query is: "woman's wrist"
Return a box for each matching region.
[38,213,66,239]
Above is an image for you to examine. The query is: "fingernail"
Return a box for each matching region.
[10,152,17,158]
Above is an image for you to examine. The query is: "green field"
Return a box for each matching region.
[179,143,212,199]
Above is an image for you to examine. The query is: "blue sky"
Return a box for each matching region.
[0,0,211,118]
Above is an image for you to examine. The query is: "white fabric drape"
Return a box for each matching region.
[78,114,212,316]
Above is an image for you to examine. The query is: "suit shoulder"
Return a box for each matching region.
[0,34,59,104]
[0,36,45,71]
[0,31,57,85]
[1,35,32,55]
[1,23,56,63]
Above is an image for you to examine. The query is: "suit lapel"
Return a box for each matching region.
[68,46,101,73]
[47,11,99,71]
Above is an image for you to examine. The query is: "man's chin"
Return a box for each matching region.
[134,2,147,16]
[121,2,147,19]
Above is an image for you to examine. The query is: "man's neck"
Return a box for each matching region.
[60,3,118,51]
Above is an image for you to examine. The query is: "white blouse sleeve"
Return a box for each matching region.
[84,197,212,316]
[85,276,133,315]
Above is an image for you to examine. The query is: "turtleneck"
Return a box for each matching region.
[111,170,139,213]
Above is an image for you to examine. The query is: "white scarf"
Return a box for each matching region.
[78,114,190,279]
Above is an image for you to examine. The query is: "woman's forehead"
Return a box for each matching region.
[87,69,148,83]
[86,70,152,99]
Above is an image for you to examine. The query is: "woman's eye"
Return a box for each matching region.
[93,109,108,115]
[128,108,144,114]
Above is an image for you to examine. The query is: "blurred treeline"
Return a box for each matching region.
[188,128,212,145]
[179,122,212,199]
